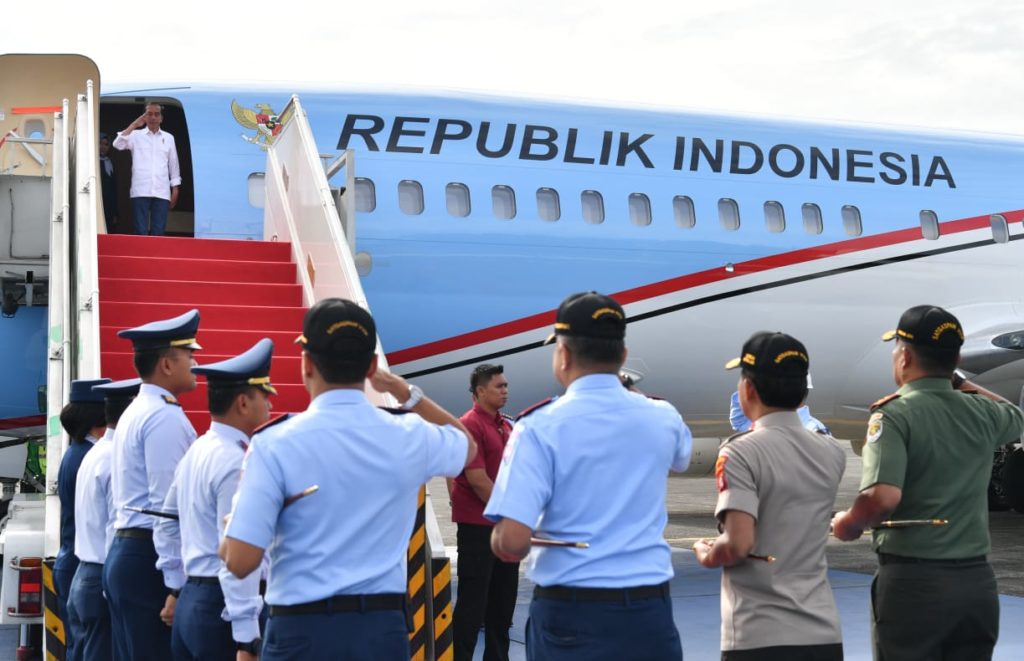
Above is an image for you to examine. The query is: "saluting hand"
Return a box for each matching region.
[131,113,146,130]
[370,368,411,403]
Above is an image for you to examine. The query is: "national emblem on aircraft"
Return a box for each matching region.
[230,100,293,149]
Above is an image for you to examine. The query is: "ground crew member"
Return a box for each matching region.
[221,298,476,661]
[55,378,111,660]
[832,305,1024,660]
[105,309,201,660]
[693,332,846,660]
[452,363,519,661]
[67,377,141,661]
[486,291,692,661]
[154,339,275,660]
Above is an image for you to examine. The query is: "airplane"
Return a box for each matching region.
[4,54,1024,488]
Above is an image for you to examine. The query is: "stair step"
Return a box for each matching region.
[100,327,301,355]
[101,302,307,332]
[101,352,301,383]
[177,383,309,413]
[98,234,293,262]
[99,255,296,285]
[100,278,303,307]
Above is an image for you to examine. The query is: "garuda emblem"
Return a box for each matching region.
[230,100,292,149]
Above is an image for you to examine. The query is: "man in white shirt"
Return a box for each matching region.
[113,102,181,236]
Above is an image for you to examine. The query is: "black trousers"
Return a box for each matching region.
[453,523,520,661]
[722,643,843,660]
[871,557,999,661]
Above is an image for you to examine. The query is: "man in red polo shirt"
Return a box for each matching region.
[452,364,519,661]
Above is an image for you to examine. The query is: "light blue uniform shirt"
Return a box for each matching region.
[74,428,116,563]
[729,391,829,435]
[484,374,692,588]
[154,422,263,642]
[225,389,468,605]
[112,383,196,530]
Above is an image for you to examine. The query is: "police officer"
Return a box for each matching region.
[221,298,476,660]
[832,305,1024,660]
[55,378,111,660]
[105,309,201,660]
[154,339,275,660]
[693,332,846,660]
[486,291,692,661]
[67,378,141,661]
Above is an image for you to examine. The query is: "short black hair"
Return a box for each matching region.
[560,335,625,369]
[470,364,504,394]
[905,342,959,376]
[306,349,373,385]
[59,401,106,443]
[104,397,134,428]
[133,347,172,379]
[741,369,807,409]
[208,385,258,416]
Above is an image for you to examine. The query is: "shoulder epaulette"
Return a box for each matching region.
[379,406,411,416]
[516,397,555,422]
[253,413,291,435]
[501,413,515,423]
[721,428,754,446]
[870,393,901,410]
[162,395,181,407]
[644,394,665,401]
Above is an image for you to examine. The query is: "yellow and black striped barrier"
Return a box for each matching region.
[408,487,429,660]
[42,558,66,661]
[431,557,454,661]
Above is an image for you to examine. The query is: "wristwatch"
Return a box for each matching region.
[401,384,424,410]
[952,369,968,389]
[236,639,262,655]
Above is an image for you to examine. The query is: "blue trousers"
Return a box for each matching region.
[103,535,171,661]
[526,593,683,661]
[53,552,79,660]
[262,610,408,661]
[171,581,234,661]
[132,197,169,236]
[67,562,112,661]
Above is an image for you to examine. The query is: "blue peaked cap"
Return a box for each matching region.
[92,377,143,399]
[70,378,112,403]
[117,309,202,351]
[192,338,277,395]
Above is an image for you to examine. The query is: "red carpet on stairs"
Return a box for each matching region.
[98,234,310,431]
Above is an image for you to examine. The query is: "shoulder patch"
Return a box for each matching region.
[379,406,411,416]
[515,397,555,422]
[866,412,884,443]
[870,393,901,410]
[162,395,181,407]
[252,413,291,436]
[715,453,729,492]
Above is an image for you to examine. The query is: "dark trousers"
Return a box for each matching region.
[171,581,235,661]
[262,610,408,661]
[527,590,682,661]
[132,197,169,236]
[103,535,171,661]
[53,552,79,659]
[871,558,999,661]
[722,643,843,660]
[453,523,520,661]
[67,562,112,661]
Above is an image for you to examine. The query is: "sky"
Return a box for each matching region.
[8,0,1024,135]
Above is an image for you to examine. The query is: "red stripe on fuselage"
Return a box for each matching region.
[0,415,46,431]
[386,211,1021,365]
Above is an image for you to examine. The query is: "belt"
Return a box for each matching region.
[115,527,153,540]
[878,553,987,565]
[533,581,670,603]
[186,576,218,585]
[269,593,407,617]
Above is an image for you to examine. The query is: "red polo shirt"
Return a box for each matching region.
[452,403,513,526]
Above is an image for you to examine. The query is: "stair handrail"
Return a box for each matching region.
[73,80,102,381]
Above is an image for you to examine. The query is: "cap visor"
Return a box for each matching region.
[261,383,278,395]
[543,332,557,346]
[294,334,307,345]
[880,330,897,342]
[185,341,203,350]
[724,357,742,370]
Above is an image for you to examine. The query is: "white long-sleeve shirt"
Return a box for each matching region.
[112,128,181,200]
[74,429,116,563]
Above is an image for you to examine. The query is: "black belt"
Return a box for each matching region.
[187,576,218,585]
[115,527,153,540]
[533,581,670,603]
[878,553,987,565]
[269,593,407,616]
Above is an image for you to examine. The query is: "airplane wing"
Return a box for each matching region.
[230,99,260,130]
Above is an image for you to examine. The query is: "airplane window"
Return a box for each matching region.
[673,196,695,229]
[842,205,862,237]
[718,198,740,231]
[447,183,471,218]
[801,203,823,235]
[919,210,940,240]
[763,201,785,233]
[398,180,424,215]
[990,214,1009,244]
[537,188,560,221]
[629,193,652,226]
[24,119,45,139]
[581,190,605,224]
[492,185,516,220]
[247,173,266,209]
[354,177,376,213]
